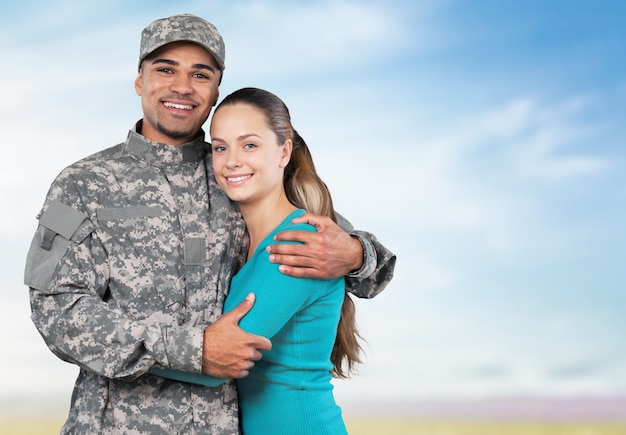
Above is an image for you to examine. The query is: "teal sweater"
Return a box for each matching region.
[151,209,347,434]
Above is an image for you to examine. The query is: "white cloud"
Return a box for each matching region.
[506,97,611,180]
[221,1,437,82]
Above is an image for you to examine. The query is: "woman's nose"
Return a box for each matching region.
[226,149,242,168]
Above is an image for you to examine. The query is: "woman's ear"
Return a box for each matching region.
[279,139,293,168]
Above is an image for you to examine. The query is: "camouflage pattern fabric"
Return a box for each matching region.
[24,122,395,433]
[139,14,226,71]
[26,125,245,434]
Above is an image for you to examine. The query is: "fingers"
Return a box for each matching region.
[289,212,331,229]
[236,358,261,379]
[201,295,272,379]
[267,233,325,259]
[229,336,270,379]
[268,252,319,270]
[250,333,272,352]
[273,264,319,279]
[266,233,334,278]
[275,212,336,241]
[214,335,269,379]
[268,211,353,279]
[222,292,255,324]
[272,229,316,244]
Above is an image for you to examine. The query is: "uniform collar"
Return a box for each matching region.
[124,120,208,168]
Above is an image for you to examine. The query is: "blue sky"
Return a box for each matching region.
[1,0,625,415]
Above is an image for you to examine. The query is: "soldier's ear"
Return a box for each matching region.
[134,71,143,96]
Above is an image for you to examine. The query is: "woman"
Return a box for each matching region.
[152,87,362,434]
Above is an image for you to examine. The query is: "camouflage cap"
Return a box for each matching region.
[139,14,225,71]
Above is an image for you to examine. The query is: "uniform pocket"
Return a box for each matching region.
[96,205,184,320]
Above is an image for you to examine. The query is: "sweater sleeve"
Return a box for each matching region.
[229,254,336,339]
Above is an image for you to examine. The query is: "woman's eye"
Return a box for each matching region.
[244,143,257,150]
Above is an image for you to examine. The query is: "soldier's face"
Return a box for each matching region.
[135,42,220,145]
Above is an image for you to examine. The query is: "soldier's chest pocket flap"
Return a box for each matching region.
[96,206,165,239]
[97,205,163,222]
[96,205,173,270]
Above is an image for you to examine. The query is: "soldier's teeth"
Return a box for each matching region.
[164,102,193,110]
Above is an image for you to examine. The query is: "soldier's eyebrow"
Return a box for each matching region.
[152,58,216,74]
[152,58,179,66]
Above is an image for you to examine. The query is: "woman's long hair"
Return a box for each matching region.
[215,87,363,377]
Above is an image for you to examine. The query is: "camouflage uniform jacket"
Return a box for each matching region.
[24,124,396,434]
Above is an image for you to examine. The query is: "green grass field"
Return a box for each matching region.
[2,419,626,435]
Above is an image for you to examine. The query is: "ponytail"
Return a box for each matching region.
[284,131,364,378]
[283,131,334,220]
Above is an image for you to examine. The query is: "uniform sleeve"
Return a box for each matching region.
[335,212,397,299]
[24,175,203,380]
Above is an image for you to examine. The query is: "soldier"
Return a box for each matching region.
[24,14,395,434]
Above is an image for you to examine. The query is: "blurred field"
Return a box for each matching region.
[2,419,626,434]
[0,419,64,435]
[345,420,626,435]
